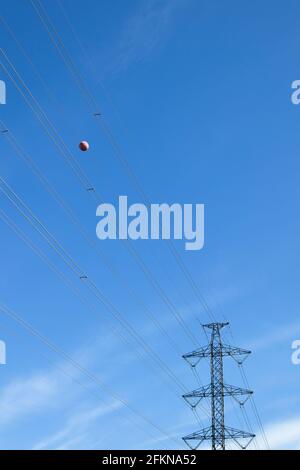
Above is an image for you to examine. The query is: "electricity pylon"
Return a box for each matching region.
[182,322,255,450]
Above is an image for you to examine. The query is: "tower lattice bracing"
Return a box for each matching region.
[210,322,225,450]
[182,322,255,450]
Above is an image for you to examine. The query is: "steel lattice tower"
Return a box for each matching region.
[182,322,255,450]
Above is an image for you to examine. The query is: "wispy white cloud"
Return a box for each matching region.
[56,434,88,451]
[0,369,61,426]
[0,327,126,431]
[33,400,122,450]
[107,0,187,74]
[251,416,300,450]
[247,320,300,352]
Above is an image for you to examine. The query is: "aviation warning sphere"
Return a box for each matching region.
[79,141,89,151]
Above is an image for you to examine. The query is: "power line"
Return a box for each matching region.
[0,49,199,346]
[0,206,211,427]
[0,176,192,398]
[0,316,157,449]
[0,208,210,426]
[51,0,217,326]
[0,207,135,351]
[0,14,64,113]
[0,123,182,356]
[28,0,217,329]
[0,301,180,447]
[238,363,270,449]
[0,204,211,431]
[1,5,269,446]
[55,0,123,127]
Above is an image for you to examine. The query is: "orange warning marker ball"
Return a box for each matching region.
[79,141,89,151]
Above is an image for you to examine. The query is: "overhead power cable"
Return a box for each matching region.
[0,48,199,345]
[29,0,217,328]
[0,301,180,447]
[0,122,182,356]
[0,176,193,398]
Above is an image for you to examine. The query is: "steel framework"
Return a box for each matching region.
[182,322,255,450]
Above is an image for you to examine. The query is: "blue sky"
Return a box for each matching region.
[0,0,300,450]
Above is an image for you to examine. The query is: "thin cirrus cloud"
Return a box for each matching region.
[0,326,126,431]
[247,320,300,352]
[250,416,300,450]
[105,0,188,75]
[0,369,61,427]
[33,401,122,450]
